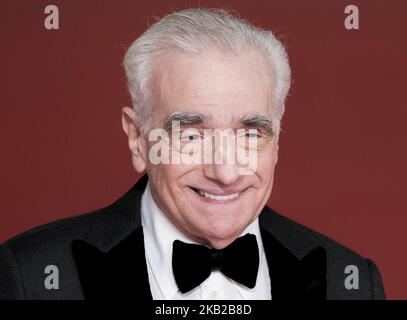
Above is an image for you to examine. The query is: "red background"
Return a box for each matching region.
[1,0,406,299]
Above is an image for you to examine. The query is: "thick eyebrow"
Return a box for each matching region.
[240,115,275,136]
[164,112,209,131]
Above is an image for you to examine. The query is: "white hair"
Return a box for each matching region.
[123,8,291,134]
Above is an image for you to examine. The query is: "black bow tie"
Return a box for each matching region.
[172,233,259,293]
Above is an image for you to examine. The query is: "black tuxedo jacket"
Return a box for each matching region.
[0,176,385,299]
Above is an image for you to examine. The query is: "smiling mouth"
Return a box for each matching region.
[190,187,243,201]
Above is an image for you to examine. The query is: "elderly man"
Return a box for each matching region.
[0,8,384,300]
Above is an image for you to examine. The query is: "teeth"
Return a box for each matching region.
[197,190,240,201]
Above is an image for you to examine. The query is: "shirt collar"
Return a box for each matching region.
[141,182,265,299]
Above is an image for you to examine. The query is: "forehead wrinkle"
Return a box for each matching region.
[154,50,275,101]
[151,50,276,129]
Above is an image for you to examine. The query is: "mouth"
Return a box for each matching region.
[189,187,247,202]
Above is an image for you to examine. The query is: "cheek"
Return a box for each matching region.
[147,163,190,197]
[255,147,278,179]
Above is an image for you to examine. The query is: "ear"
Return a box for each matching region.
[274,135,279,165]
[121,107,147,173]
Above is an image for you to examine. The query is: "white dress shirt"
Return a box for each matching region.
[141,183,272,300]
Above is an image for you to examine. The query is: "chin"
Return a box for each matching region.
[205,233,242,249]
[193,220,250,249]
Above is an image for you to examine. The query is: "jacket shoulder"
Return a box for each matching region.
[0,178,145,299]
[0,207,114,299]
[3,208,108,250]
[261,208,361,258]
[261,208,385,299]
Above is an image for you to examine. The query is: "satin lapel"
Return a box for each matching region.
[72,227,152,300]
[260,228,327,299]
[300,246,327,299]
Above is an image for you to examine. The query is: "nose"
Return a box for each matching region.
[204,163,240,186]
[202,129,242,186]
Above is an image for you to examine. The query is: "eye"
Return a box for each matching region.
[245,132,260,139]
[187,134,200,141]
[180,130,202,143]
[237,129,260,139]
